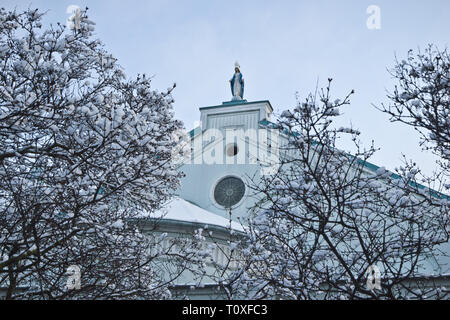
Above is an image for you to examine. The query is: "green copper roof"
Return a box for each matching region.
[189,126,201,138]
[199,100,273,112]
[186,118,449,200]
[258,119,450,200]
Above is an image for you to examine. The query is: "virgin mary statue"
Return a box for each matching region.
[229,62,244,100]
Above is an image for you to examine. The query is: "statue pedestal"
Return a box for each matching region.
[222,99,247,106]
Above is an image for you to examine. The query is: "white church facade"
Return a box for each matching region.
[147,98,279,299]
[140,64,450,300]
[179,99,275,221]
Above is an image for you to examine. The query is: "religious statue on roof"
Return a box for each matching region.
[229,61,244,101]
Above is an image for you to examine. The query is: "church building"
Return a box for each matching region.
[142,63,450,300]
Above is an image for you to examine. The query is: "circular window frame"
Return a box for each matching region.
[225,143,239,157]
[210,175,247,210]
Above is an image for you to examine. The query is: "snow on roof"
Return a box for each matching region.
[141,197,245,232]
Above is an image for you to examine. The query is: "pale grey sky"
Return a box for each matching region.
[3,0,449,177]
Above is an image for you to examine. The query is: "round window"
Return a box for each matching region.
[226,143,239,157]
[213,176,245,208]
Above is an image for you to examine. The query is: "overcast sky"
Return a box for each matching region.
[4,0,450,177]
